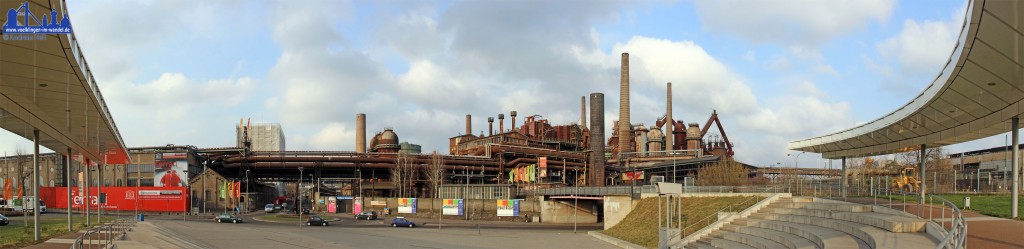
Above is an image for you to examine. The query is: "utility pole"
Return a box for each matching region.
[298,167,304,229]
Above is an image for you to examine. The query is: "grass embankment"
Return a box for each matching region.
[601,196,763,248]
[880,193,1023,220]
[256,213,307,222]
[0,216,115,248]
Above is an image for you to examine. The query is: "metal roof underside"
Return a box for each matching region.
[789,0,1024,159]
[0,0,129,164]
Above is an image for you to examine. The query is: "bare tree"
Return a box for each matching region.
[424,151,445,198]
[392,152,418,197]
[696,160,748,186]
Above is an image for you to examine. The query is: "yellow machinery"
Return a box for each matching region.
[891,167,921,192]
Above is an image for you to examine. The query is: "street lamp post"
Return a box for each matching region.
[298,167,304,229]
[183,170,189,222]
[788,152,806,194]
[246,169,250,214]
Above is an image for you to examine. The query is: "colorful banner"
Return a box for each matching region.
[219,182,226,199]
[328,196,337,213]
[353,197,362,214]
[496,199,520,217]
[622,171,645,181]
[398,198,417,213]
[154,153,188,187]
[442,199,464,216]
[39,186,188,212]
[538,157,547,178]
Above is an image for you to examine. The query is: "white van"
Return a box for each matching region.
[21,197,46,213]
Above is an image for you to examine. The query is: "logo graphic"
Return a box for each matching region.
[125,190,135,200]
[3,1,71,40]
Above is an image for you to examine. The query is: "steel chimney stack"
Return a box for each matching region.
[618,52,632,155]
[465,114,472,135]
[589,93,605,186]
[666,82,673,152]
[510,111,518,132]
[356,113,366,153]
[488,117,494,136]
[580,96,587,127]
[498,114,505,134]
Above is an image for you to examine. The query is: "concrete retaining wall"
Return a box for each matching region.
[603,196,637,229]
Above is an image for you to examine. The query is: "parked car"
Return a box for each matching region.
[306,216,329,226]
[265,204,276,213]
[0,214,8,226]
[390,217,415,228]
[355,211,377,220]
[214,214,243,223]
[273,205,282,211]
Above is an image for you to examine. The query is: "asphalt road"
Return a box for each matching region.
[138,213,615,249]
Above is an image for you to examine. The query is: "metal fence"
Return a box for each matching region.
[71,217,136,249]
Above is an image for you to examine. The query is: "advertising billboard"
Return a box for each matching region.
[39,186,188,212]
[353,197,362,214]
[496,199,520,217]
[442,199,463,216]
[154,153,188,187]
[398,198,417,214]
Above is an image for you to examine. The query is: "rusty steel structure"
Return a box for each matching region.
[203,51,746,195]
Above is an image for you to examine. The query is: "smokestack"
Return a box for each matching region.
[510,111,518,132]
[618,53,632,155]
[465,114,472,135]
[356,113,366,153]
[589,93,606,187]
[498,114,505,134]
[580,96,587,127]
[488,117,494,136]
[666,82,673,152]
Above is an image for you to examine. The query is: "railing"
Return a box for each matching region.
[70,217,136,249]
[680,187,776,239]
[525,185,656,196]
[859,188,966,249]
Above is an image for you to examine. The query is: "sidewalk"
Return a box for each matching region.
[111,221,205,249]
[842,197,1024,249]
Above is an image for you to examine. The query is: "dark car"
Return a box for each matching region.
[214,214,243,223]
[355,211,377,220]
[0,214,8,226]
[306,216,329,226]
[390,217,415,228]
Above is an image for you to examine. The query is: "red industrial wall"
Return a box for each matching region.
[40,187,189,212]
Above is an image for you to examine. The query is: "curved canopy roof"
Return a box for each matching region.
[789,0,1024,159]
[0,0,129,164]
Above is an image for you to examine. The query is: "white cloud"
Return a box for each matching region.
[872,2,965,94]
[310,123,355,151]
[693,0,895,48]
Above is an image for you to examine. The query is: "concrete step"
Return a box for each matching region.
[700,236,757,249]
[723,224,817,249]
[684,240,717,249]
[757,212,937,249]
[763,208,926,232]
[712,227,790,249]
[738,218,869,249]
[770,203,873,212]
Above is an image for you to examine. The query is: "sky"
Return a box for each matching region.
[2,0,1010,169]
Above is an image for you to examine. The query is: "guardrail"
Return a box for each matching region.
[680,187,777,239]
[70,217,136,249]
[525,185,786,197]
[859,188,966,249]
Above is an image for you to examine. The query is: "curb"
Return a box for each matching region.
[252,216,342,224]
[588,231,647,249]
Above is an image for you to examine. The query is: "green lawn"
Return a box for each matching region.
[0,215,116,248]
[601,196,764,248]
[876,193,1023,220]
[255,214,306,222]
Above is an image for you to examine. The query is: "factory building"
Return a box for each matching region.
[236,121,286,152]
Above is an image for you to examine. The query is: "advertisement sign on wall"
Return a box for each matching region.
[353,197,362,214]
[40,186,188,212]
[154,153,188,187]
[442,199,464,215]
[398,198,417,214]
[328,196,337,213]
[496,199,520,217]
